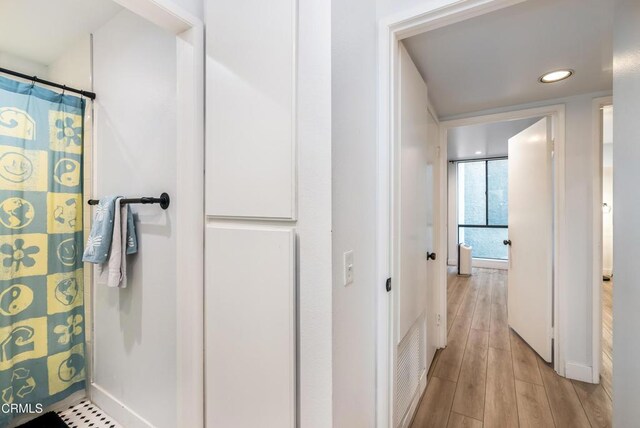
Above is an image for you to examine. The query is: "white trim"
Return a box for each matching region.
[87,1,204,427]
[440,105,563,128]
[591,95,613,384]
[565,361,594,383]
[440,104,566,377]
[376,1,526,426]
[472,258,508,270]
[446,258,508,270]
[112,0,200,32]
[176,23,205,428]
[90,384,155,428]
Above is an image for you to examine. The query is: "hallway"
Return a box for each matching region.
[411,268,612,428]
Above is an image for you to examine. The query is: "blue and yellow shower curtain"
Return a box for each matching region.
[0,75,85,424]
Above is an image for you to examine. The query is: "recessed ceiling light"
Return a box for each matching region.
[539,69,573,83]
[475,151,483,155]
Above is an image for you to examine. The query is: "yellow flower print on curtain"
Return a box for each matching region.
[0,75,85,426]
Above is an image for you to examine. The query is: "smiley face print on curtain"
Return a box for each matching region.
[0,75,85,424]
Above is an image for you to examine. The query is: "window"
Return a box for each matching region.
[457,159,508,260]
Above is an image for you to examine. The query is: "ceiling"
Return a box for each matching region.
[447,117,542,161]
[0,0,122,66]
[403,0,613,118]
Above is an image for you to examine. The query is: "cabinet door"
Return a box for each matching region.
[205,226,296,428]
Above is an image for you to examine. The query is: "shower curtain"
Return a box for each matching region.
[0,75,85,423]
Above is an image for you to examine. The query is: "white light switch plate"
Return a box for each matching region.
[344,250,354,286]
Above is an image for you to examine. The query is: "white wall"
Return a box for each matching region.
[48,36,92,90]
[91,10,178,428]
[602,166,613,276]
[170,0,202,19]
[0,52,48,78]
[447,162,457,265]
[613,0,640,425]
[331,0,377,426]
[297,1,333,423]
[377,0,464,20]
[204,0,332,426]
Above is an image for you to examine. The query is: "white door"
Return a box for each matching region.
[392,43,438,428]
[425,110,439,369]
[506,117,553,362]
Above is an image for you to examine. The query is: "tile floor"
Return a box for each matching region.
[58,401,121,428]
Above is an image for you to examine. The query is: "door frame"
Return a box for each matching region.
[440,105,565,371]
[88,1,204,427]
[391,42,441,428]
[376,1,563,426]
[591,95,613,384]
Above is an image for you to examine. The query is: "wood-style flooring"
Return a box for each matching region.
[411,268,613,428]
[601,278,613,400]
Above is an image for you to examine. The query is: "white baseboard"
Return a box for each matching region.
[565,361,593,383]
[472,258,508,270]
[447,258,508,270]
[90,383,155,428]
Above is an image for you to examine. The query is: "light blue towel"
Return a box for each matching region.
[83,196,138,263]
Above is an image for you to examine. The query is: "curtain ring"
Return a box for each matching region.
[62,85,66,95]
[30,76,37,88]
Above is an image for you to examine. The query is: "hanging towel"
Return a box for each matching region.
[83,196,138,263]
[82,195,118,263]
[96,199,131,287]
[83,196,138,288]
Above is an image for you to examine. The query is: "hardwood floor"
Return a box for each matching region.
[601,279,613,400]
[411,268,613,428]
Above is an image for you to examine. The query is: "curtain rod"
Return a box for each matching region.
[0,66,96,100]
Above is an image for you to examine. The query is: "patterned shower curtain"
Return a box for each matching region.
[0,75,85,424]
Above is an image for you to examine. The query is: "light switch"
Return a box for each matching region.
[344,250,354,286]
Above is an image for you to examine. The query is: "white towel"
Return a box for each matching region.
[96,198,130,288]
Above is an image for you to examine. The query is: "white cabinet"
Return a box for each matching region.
[206,0,296,219]
[205,226,296,428]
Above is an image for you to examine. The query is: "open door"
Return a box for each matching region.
[392,43,438,428]
[506,117,553,362]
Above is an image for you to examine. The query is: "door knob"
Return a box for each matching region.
[503,240,512,246]
[427,252,437,260]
